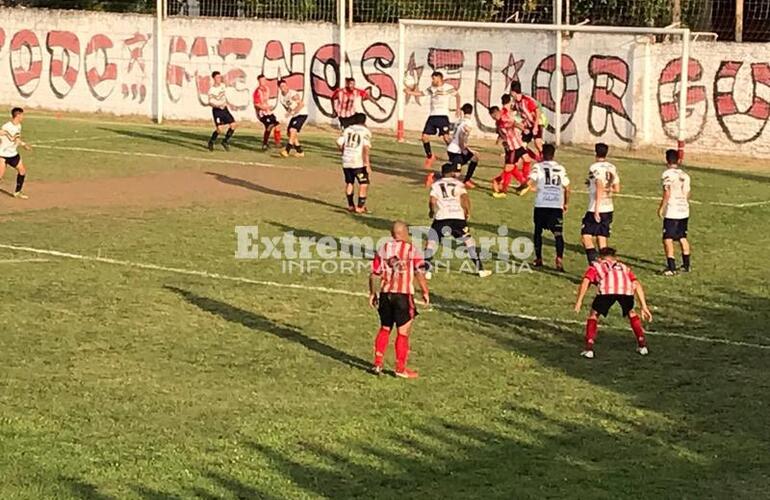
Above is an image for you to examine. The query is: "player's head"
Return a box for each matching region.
[11,107,24,122]
[344,77,356,90]
[211,71,222,84]
[441,162,460,178]
[510,81,523,100]
[488,105,501,120]
[595,142,609,159]
[430,71,443,85]
[257,74,267,86]
[278,79,288,93]
[460,103,473,116]
[391,220,409,241]
[599,247,617,260]
[665,148,679,166]
[542,143,556,161]
[501,94,512,107]
[355,113,367,126]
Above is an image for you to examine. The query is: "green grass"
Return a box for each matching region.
[1,113,769,499]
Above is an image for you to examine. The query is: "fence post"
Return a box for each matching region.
[396,21,405,141]
[339,0,347,80]
[554,1,563,146]
[677,29,690,161]
[155,0,164,124]
[735,0,744,42]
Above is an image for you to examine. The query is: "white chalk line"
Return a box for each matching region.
[0,258,50,264]
[33,144,306,171]
[32,135,113,145]
[571,189,770,209]
[1,242,767,352]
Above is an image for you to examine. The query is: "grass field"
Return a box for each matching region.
[1,112,769,499]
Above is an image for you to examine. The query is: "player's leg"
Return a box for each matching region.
[582,309,600,359]
[626,308,649,355]
[355,169,370,213]
[393,294,418,378]
[552,210,565,271]
[680,237,691,272]
[222,120,237,150]
[421,118,438,168]
[0,158,6,184]
[13,159,28,199]
[423,221,444,279]
[662,219,677,275]
[532,209,545,267]
[460,229,489,277]
[463,151,478,188]
[345,180,355,211]
[208,124,223,151]
[282,126,297,157]
[373,294,394,373]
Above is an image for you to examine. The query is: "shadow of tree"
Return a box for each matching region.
[100,127,263,153]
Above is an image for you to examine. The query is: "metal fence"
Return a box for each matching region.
[2,0,768,41]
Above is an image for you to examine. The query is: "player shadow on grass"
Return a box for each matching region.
[165,286,371,372]
[206,171,342,210]
[99,127,263,153]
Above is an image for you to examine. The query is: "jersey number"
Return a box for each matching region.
[439,183,457,199]
[345,132,362,148]
[543,167,561,186]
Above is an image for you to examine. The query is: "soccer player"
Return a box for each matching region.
[0,107,31,199]
[580,143,620,264]
[336,114,372,213]
[332,77,385,129]
[658,148,692,275]
[369,220,430,379]
[574,247,652,359]
[404,71,461,169]
[278,79,308,158]
[252,74,281,151]
[510,81,544,157]
[207,71,236,151]
[527,144,570,271]
[425,163,492,279]
[445,103,479,189]
[488,102,530,198]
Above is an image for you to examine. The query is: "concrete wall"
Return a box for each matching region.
[1,9,768,156]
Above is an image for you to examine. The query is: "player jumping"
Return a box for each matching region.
[332,77,385,129]
[510,81,544,157]
[580,143,620,263]
[207,71,236,151]
[574,247,652,359]
[488,101,530,198]
[336,114,372,213]
[658,149,692,276]
[369,221,430,379]
[425,163,492,279]
[252,74,281,151]
[404,71,461,169]
[527,144,570,271]
[445,103,479,189]
[0,107,31,199]
[278,79,308,158]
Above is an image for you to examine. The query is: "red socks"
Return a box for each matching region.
[521,161,531,180]
[395,334,410,372]
[373,327,391,366]
[585,318,598,350]
[629,315,646,347]
[273,128,281,145]
[501,170,515,191]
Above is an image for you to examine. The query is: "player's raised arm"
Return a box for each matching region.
[454,90,462,118]
[404,87,425,97]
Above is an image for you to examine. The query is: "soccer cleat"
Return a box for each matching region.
[555,257,565,272]
[354,206,369,214]
[370,365,384,376]
[394,368,419,379]
[478,270,493,278]
[464,180,477,189]
[280,149,290,157]
[424,271,433,281]
[491,192,507,199]
[637,346,649,356]
[347,205,357,213]
[295,152,305,158]
[13,191,28,200]
[516,185,531,196]
[222,141,230,152]
[532,258,544,268]
[424,172,434,187]
[207,142,214,152]
[423,154,436,169]
[661,269,677,277]
[680,266,691,273]
[261,143,269,151]
[580,350,595,359]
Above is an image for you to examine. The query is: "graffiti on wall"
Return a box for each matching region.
[714,61,770,143]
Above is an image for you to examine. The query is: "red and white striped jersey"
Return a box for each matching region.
[372,239,425,295]
[333,88,367,118]
[496,111,524,151]
[513,95,540,132]
[583,259,638,296]
[252,86,272,117]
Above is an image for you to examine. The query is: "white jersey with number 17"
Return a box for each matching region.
[529,160,570,209]
[336,124,372,169]
[430,177,466,220]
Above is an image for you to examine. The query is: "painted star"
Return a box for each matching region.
[404,52,424,105]
[502,54,525,88]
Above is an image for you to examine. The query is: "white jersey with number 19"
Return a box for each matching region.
[586,161,620,213]
[529,160,570,209]
[430,177,466,220]
[336,124,372,169]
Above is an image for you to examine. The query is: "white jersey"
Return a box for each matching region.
[336,124,372,169]
[208,83,227,108]
[586,161,620,213]
[529,160,570,209]
[280,89,304,115]
[661,167,691,219]
[430,177,467,221]
[425,83,456,116]
[0,121,21,158]
[447,118,472,154]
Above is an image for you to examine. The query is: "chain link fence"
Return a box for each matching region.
[2,0,768,41]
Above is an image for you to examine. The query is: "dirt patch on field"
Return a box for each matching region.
[0,164,345,213]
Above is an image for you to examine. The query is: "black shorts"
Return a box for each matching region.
[448,150,474,166]
[259,114,278,127]
[343,167,370,185]
[2,154,21,168]
[591,294,635,317]
[430,218,470,240]
[504,147,528,165]
[581,211,614,237]
[663,218,688,240]
[534,207,564,234]
[213,107,235,126]
[288,114,308,132]
[378,292,417,328]
[339,113,365,129]
[522,128,543,143]
[423,115,451,136]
